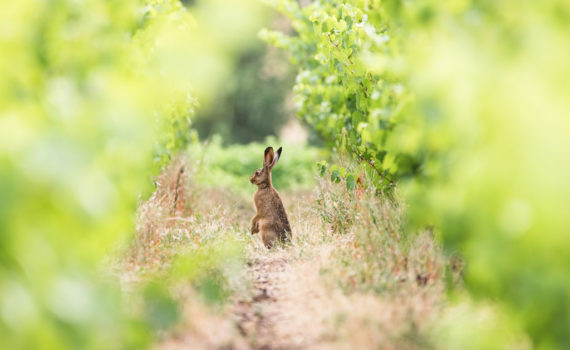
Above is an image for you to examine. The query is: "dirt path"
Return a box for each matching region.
[233,254,291,349]
[232,250,330,350]
[157,189,446,350]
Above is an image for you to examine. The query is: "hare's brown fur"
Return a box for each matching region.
[249,146,292,248]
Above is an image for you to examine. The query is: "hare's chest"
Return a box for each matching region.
[253,191,265,213]
[253,196,263,214]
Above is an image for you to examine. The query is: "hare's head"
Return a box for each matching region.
[250,146,282,187]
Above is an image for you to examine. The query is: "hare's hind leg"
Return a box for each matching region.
[261,230,278,249]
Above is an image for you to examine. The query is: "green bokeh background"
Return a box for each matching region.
[2,0,570,349]
[264,0,570,348]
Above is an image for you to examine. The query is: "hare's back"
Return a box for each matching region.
[268,188,291,232]
[255,187,291,235]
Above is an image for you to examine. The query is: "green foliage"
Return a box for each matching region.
[0,0,267,348]
[265,0,570,348]
[0,1,166,347]
[261,0,408,190]
[189,136,324,194]
[142,283,181,331]
[153,92,199,170]
[317,160,361,191]
[170,236,245,305]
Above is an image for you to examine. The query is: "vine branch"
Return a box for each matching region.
[348,145,395,186]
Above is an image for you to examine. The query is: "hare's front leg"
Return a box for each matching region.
[251,215,260,234]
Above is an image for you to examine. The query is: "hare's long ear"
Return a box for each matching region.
[264,147,274,168]
[271,147,282,168]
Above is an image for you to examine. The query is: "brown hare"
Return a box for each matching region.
[249,146,292,248]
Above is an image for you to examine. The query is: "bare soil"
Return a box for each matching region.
[233,245,343,350]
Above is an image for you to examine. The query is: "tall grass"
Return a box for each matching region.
[296,159,447,348]
[303,158,526,349]
[115,155,254,348]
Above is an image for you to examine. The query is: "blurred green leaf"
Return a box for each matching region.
[346,174,356,191]
[331,169,341,184]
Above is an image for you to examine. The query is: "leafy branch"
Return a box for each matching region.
[348,145,395,186]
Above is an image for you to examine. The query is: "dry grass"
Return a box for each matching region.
[235,173,452,350]
[123,156,252,276]
[115,155,461,349]
[114,156,254,348]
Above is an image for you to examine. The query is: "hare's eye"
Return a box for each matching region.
[255,171,260,175]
